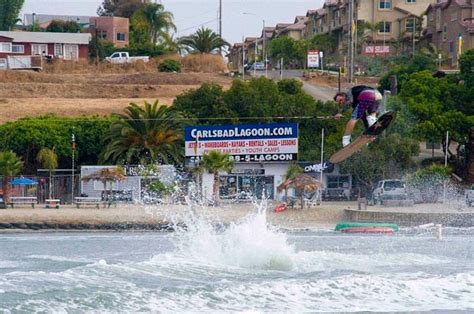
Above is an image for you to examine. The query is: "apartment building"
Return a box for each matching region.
[304,0,435,55]
[424,0,474,66]
[89,17,130,48]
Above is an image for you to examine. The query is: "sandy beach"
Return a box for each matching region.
[0,201,354,231]
[1,201,473,232]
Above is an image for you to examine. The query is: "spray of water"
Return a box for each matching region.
[168,196,295,271]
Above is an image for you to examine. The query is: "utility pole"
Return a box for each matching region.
[412,16,416,57]
[219,0,222,38]
[348,0,354,83]
[71,130,75,204]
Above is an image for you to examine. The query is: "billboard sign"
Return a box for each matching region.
[363,45,390,55]
[307,50,320,68]
[185,123,298,164]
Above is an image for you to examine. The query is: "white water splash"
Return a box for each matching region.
[168,198,295,271]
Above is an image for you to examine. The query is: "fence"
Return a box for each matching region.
[0,175,80,204]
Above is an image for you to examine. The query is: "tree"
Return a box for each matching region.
[131,3,176,46]
[46,20,81,33]
[0,0,24,31]
[89,37,116,61]
[310,33,337,54]
[97,0,146,18]
[362,21,382,52]
[460,49,474,87]
[101,101,187,165]
[0,116,113,173]
[0,151,23,204]
[179,27,230,54]
[406,164,451,203]
[200,150,234,204]
[340,134,420,195]
[36,148,58,199]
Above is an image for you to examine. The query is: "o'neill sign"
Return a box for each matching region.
[185,123,298,164]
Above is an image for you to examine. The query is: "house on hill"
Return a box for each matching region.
[0,31,91,61]
[423,0,474,66]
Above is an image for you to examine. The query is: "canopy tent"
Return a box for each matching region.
[11,177,38,185]
[10,177,38,197]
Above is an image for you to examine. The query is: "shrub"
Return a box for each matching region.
[158,59,182,72]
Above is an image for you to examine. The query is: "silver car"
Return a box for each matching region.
[371,180,408,205]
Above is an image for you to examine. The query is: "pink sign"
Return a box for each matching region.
[364,46,390,55]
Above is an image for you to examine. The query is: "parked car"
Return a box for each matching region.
[371,179,408,205]
[105,52,149,64]
[249,62,265,71]
[465,185,474,207]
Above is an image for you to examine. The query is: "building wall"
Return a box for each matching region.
[0,40,88,59]
[426,2,473,66]
[89,16,129,48]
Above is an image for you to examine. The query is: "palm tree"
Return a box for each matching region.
[0,151,23,204]
[36,148,58,199]
[363,21,383,56]
[200,150,234,204]
[179,27,230,54]
[131,3,176,46]
[100,100,187,165]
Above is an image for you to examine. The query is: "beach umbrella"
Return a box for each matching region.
[277,174,322,209]
[81,167,126,201]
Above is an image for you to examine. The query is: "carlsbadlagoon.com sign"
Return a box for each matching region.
[185,123,298,164]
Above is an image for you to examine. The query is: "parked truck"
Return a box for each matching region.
[465,185,474,207]
[105,52,149,64]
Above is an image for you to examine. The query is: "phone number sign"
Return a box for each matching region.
[185,123,298,164]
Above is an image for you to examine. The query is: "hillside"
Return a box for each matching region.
[0,70,232,124]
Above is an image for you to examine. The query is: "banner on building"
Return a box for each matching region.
[307,50,320,68]
[185,123,298,164]
[363,45,390,55]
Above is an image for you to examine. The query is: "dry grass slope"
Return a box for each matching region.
[0,54,231,124]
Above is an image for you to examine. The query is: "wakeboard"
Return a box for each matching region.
[329,111,396,164]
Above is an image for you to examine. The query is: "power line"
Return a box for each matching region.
[176,18,219,34]
[7,115,337,123]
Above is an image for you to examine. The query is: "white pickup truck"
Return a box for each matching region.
[465,185,474,207]
[105,52,149,64]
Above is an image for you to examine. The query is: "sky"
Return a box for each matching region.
[21,0,325,44]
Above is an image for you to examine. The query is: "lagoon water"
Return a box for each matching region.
[1,209,473,312]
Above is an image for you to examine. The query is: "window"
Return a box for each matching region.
[116,32,126,41]
[406,0,416,3]
[54,43,63,56]
[379,22,391,33]
[0,43,11,53]
[406,18,414,33]
[451,12,457,21]
[98,31,107,40]
[327,176,350,189]
[428,12,433,21]
[11,45,24,53]
[443,24,448,41]
[379,0,392,9]
[449,41,454,53]
[64,44,79,60]
[32,44,48,55]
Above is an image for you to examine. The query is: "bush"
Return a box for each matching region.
[158,59,182,72]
